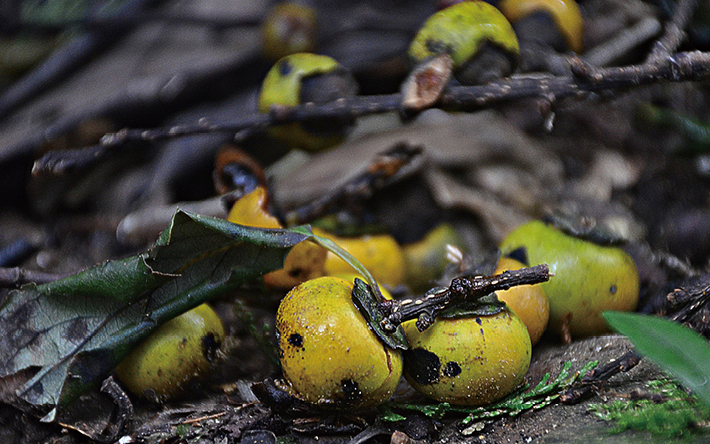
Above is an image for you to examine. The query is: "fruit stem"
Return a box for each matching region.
[379,264,551,332]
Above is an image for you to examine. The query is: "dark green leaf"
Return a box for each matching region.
[603,311,710,406]
[0,210,309,421]
[438,292,505,319]
[351,278,409,351]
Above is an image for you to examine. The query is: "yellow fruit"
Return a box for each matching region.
[258,53,357,152]
[499,220,639,338]
[276,276,403,408]
[409,1,519,85]
[115,304,225,401]
[261,2,317,61]
[494,257,550,345]
[403,223,463,292]
[331,273,393,300]
[314,228,406,287]
[499,0,583,53]
[403,308,531,406]
[227,187,326,288]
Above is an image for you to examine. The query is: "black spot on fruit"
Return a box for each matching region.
[506,247,528,265]
[404,348,441,385]
[288,333,304,348]
[341,379,363,403]
[201,333,220,361]
[279,59,293,76]
[443,361,462,377]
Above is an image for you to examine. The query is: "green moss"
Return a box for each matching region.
[589,380,710,440]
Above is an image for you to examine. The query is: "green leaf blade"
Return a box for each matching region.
[603,311,710,406]
[0,210,311,419]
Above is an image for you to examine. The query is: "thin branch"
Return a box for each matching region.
[0,267,66,287]
[19,13,260,34]
[33,51,710,176]
[0,0,159,121]
[379,264,551,332]
[281,143,425,226]
[646,0,699,63]
[559,350,643,404]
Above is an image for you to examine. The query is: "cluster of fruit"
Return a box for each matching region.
[111,0,640,409]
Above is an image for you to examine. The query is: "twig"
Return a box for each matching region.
[19,13,260,34]
[583,17,662,67]
[32,51,710,175]
[0,239,38,267]
[0,0,161,121]
[379,264,551,332]
[0,267,66,287]
[646,0,699,63]
[281,143,425,226]
[97,376,134,442]
[100,52,710,139]
[559,350,643,405]
[180,411,226,425]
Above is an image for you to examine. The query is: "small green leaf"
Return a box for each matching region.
[351,279,409,350]
[438,292,505,318]
[603,311,710,406]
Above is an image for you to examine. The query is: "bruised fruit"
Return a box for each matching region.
[403,308,531,406]
[276,276,403,408]
[500,220,639,338]
[494,256,549,345]
[227,187,326,288]
[115,304,225,401]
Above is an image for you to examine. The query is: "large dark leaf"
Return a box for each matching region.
[0,210,309,421]
[603,311,710,406]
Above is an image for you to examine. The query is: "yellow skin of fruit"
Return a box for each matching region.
[499,220,640,338]
[313,228,406,288]
[227,187,326,289]
[498,0,584,53]
[494,257,550,345]
[115,304,225,401]
[276,276,403,408]
[409,2,520,72]
[403,223,463,292]
[261,3,317,62]
[403,308,531,406]
[258,53,347,152]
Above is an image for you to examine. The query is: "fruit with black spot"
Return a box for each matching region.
[494,256,549,345]
[403,308,531,406]
[409,1,520,85]
[276,276,403,408]
[258,53,358,152]
[499,220,639,338]
[115,304,225,401]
